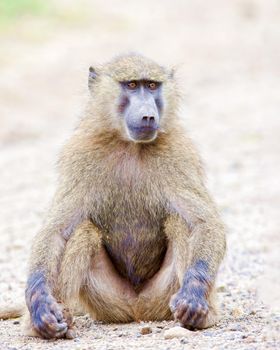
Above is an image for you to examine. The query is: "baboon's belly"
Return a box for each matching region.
[91,180,167,289]
[102,224,167,289]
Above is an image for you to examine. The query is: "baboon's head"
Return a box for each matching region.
[88,54,179,143]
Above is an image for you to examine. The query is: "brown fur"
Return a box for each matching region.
[21,54,226,337]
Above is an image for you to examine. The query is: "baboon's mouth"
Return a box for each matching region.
[127,125,158,142]
[132,126,158,132]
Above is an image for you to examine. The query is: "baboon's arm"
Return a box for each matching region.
[25,181,87,339]
[167,186,226,274]
[166,188,226,328]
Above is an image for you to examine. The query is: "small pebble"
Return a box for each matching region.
[231,307,244,318]
[229,324,243,332]
[180,338,188,344]
[203,331,215,337]
[164,326,190,339]
[140,326,152,335]
[244,336,256,343]
[217,285,227,293]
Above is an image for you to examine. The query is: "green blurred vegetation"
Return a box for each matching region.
[0,0,50,19]
[0,0,50,35]
[0,0,129,43]
[0,0,93,37]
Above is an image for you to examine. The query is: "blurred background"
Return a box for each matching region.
[0,0,279,345]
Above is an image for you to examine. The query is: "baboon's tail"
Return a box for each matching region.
[0,304,24,320]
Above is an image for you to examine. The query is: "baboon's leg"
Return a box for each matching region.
[59,221,137,323]
[136,242,179,321]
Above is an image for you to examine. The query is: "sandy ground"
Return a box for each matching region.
[0,0,280,349]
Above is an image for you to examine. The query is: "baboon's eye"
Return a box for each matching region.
[127,81,138,90]
[147,81,158,90]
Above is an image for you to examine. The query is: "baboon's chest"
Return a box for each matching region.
[91,178,167,288]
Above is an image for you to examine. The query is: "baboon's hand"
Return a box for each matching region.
[30,293,71,339]
[170,292,209,329]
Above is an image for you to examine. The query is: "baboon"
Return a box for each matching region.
[22,53,226,339]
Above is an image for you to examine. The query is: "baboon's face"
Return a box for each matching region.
[118,80,163,143]
[88,55,177,141]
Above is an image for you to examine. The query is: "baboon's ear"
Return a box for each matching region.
[88,66,98,91]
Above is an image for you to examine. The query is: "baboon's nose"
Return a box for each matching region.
[141,116,155,128]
